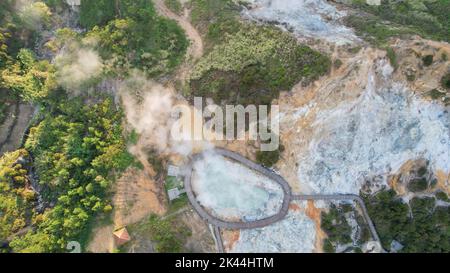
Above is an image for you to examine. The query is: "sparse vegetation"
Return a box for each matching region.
[408,177,428,192]
[165,0,183,15]
[442,73,450,90]
[334,59,343,69]
[147,149,166,179]
[256,144,284,168]
[321,204,354,252]
[167,194,189,214]
[386,47,398,70]
[435,191,449,202]
[347,0,450,44]
[189,0,241,49]
[428,88,445,100]
[132,214,191,253]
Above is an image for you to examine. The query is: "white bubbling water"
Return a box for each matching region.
[192,151,284,221]
[242,0,358,44]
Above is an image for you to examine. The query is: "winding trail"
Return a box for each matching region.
[153,0,203,60]
[184,148,385,252]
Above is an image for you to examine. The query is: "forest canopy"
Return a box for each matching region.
[81,0,188,76]
[7,97,133,252]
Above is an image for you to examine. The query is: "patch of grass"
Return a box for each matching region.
[167,194,189,214]
[364,189,450,252]
[428,89,445,100]
[165,0,183,15]
[346,0,450,44]
[386,47,398,70]
[408,177,428,192]
[133,214,191,253]
[422,55,434,66]
[126,129,139,145]
[435,191,449,202]
[333,59,343,69]
[321,204,353,250]
[165,176,183,191]
[406,73,416,82]
[147,149,166,179]
[441,73,450,90]
[256,144,284,168]
[344,14,416,46]
[348,46,362,54]
[189,0,241,49]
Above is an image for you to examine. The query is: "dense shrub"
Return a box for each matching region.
[435,191,449,202]
[422,55,434,66]
[386,47,398,70]
[256,150,280,168]
[189,0,241,48]
[442,73,450,90]
[321,204,353,247]
[407,177,428,192]
[165,0,183,15]
[0,149,35,243]
[133,214,191,253]
[364,189,450,252]
[347,0,450,43]
[190,25,330,106]
[1,49,56,102]
[256,144,284,168]
[82,0,188,76]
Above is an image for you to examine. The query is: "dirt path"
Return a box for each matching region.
[153,0,204,82]
[154,0,203,60]
[87,166,166,253]
[0,103,35,156]
[112,167,166,227]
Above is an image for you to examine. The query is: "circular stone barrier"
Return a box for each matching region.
[184,148,292,229]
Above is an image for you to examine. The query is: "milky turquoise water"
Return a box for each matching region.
[192,152,284,221]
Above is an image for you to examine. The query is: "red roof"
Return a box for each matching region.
[113,228,130,245]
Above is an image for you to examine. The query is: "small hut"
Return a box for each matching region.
[113,227,130,246]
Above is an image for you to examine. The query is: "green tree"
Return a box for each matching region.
[2,49,56,102]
